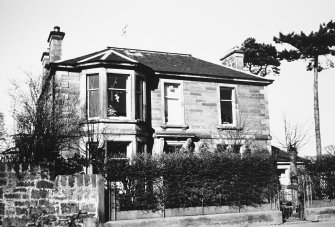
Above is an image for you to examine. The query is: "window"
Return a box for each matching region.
[220,87,235,124]
[164,83,182,124]
[85,70,145,120]
[87,142,100,174]
[135,77,143,120]
[137,141,145,155]
[164,143,182,154]
[87,141,130,174]
[106,141,129,159]
[87,74,99,118]
[107,74,128,117]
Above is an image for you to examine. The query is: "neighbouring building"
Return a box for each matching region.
[271,146,308,203]
[41,26,273,170]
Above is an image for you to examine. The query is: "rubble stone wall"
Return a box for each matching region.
[0,163,104,227]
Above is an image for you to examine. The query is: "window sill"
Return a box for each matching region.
[160,124,189,131]
[87,118,146,124]
[109,158,129,160]
[217,125,242,131]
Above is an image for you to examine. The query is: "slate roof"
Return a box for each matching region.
[271,146,308,164]
[54,47,272,83]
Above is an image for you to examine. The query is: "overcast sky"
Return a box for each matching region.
[0,0,334,156]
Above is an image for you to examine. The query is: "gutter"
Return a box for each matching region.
[154,71,273,85]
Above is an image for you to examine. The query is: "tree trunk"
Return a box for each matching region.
[288,146,298,214]
[313,56,322,158]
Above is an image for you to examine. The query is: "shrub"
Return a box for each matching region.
[106,151,278,211]
[306,154,335,199]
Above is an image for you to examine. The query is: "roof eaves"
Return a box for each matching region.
[154,71,272,85]
[221,65,274,83]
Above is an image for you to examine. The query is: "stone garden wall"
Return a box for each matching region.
[0,163,104,227]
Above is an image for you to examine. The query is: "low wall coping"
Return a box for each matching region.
[104,210,282,227]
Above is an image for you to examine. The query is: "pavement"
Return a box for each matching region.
[279,220,335,226]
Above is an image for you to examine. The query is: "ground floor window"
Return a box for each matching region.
[106,141,129,159]
[137,141,145,155]
[164,142,183,154]
[87,141,130,174]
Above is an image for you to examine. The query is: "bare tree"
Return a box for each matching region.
[274,116,311,214]
[0,112,10,152]
[215,113,265,156]
[7,72,89,174]
[8,71,122,178]
[282,117,311,151]
[324,145,335,155]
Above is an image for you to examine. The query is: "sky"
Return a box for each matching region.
[0,0,334,157]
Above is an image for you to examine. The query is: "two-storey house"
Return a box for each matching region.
[41,27,273,166]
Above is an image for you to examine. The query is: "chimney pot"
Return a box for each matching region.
[54,26,60,32]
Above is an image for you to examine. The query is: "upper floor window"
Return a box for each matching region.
[135,76,143,120]
[164,82,183,124]
[85,71,145,120]
[107,74,128,117]
[87,74,100,118]
[220,87,235,125]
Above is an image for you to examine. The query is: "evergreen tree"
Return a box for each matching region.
[274,20,335,158]
[242,37,281,77]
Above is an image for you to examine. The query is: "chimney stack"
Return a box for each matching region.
[220,47,244,70]
[41,48,50,82]
[47,26,65,62]
[41,26,65,86]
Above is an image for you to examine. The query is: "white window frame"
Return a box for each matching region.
[106,72,131,119]
[135,74,145,121]
[82,68,139,120]
[86,73,100,119]
[217,84,237,127]
[161,79,185,125]
[86,140,133,174]
[106,140,131,160]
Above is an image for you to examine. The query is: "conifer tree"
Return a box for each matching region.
[242,37,281,77]
[274,21,335,158]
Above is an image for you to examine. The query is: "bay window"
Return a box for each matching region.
[87,74,100,118]
[107,73,128,117]
[85,70,145,120]
[107,141,129,159]
[135,76,143,120]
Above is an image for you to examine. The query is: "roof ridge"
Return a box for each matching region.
[107,46,192,57]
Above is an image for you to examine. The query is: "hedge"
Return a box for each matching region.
[104,151,278,211]
[306,154,335,199]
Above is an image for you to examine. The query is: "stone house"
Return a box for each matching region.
[41,26,272,169]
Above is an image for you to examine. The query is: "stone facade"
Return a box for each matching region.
[151,78,271,151]
[0,163,104,226]
[42,26,272,160]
